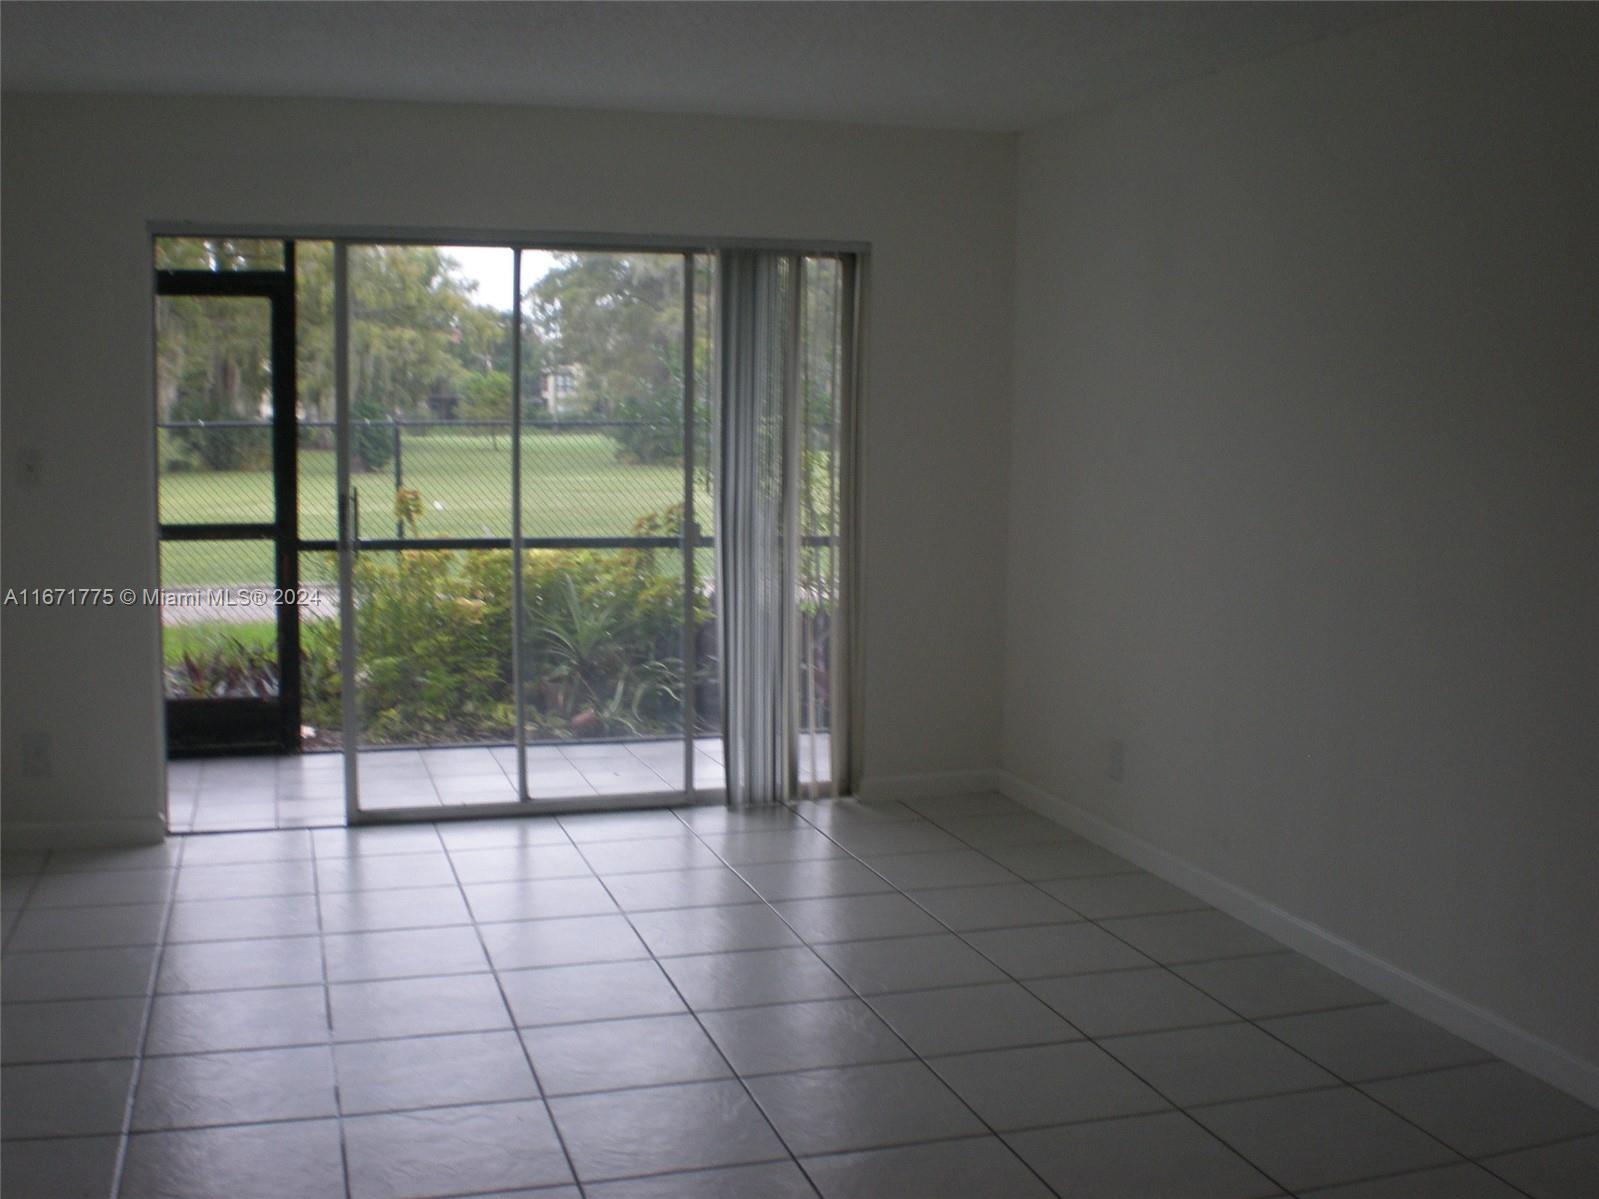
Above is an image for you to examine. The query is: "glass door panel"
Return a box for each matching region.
[516,250,697,803]
[688,253,723,793]
[294,240,341,545]
[291,240,346,788]
[343,243,519,816]
[797,257,845,795]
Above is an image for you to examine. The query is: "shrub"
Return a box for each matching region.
[296,506,715,747]
[351,399,395,472]
[606,390,683,465]
[166,633,279,699]
[164,421,272,473]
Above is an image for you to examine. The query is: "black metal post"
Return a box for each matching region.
[272,244,300,753]
[393,414,404,539]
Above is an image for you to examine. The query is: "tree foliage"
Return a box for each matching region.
[156,240,281,471]
[460,370,512,448]
[155,241,732,478]
[157,292,274,471]
[530,253,689,463]
[158,239,530,473]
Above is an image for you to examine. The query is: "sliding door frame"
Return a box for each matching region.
[150,223,864,824]
[835,253,866,802]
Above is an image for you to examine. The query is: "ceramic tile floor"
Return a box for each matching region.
[167,736,835,833]
[3,793,1596,1198]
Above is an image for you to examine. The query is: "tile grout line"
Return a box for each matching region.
[0,852,50,955]
[166,744,728,834]
[983,850,1539,1192]
[0,831,1560,1170]
[914,803,1430,1195]
[24,1068,1597,1159]
[555,809,824,1197]
[0,988,1436,1070]
[434,816,588,1195]
[679,803,1073,1199]
[821,799,1306,1197]
[902,796,1549,1199]
[1288,1156,1541,1198]
[10,796,1593,1196]
[1468,1127,1599,1196]
[309,826,356,1199]
[107,835,186,1199]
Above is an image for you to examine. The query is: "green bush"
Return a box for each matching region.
[606,390,683,465]
[166,632,279,699]
[298,506,715,747]
[351,399,395,472]
[164,421,272,473]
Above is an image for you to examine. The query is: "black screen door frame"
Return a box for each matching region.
[156,249,301,754]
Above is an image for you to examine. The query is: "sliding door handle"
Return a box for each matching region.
[339,488,362,553]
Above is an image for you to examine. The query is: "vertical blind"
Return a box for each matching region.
[717,251,852,806]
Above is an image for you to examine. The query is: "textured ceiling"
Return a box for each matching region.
[1,1,1403,131]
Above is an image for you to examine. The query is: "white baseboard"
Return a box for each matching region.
[3,816,168,851]
[998,770,1599,1109]
[857,768,1002,802]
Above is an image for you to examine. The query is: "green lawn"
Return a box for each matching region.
[163,620,277,665]
[160,431,716,586]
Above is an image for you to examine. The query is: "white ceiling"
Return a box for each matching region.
[1,1,1403,132]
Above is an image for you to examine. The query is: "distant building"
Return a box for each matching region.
[539,364,581,415]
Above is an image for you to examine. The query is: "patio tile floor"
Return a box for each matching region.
[169,735,834,833]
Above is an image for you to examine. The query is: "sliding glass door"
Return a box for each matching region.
[512,249,715,802]
[336,242,720,817]
[338,243,516,812]
[153,232,857,829]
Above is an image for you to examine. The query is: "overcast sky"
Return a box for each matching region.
[441,245,557,312]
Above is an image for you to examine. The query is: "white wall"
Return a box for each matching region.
[1005,5,1598,1093]
[0,95,1015,843]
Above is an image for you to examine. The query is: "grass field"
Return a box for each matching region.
[160,431,716,587]
[163,620,276,665]
[160,429,838,728]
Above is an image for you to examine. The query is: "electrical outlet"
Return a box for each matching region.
[20,731,52,779]
[1106,736,1125,782]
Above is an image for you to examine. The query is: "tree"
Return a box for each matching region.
[530,253,687,463]
[156,241,276,471]
[159,239,536,472]
[294,242,336,443]
[460,370,512,447]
